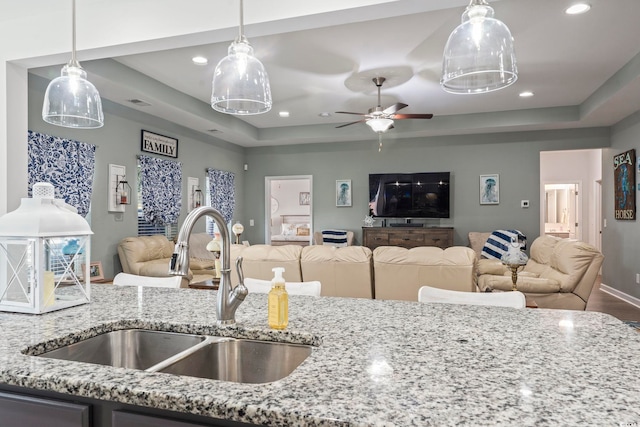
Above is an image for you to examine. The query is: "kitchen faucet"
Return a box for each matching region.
[169,206,248,325]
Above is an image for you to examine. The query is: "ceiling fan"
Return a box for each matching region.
[335,77,434,134]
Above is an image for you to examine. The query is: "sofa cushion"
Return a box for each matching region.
[118,235,175,274]
[231,244,303,282]
[373,246,477,301]
[190,258,215,270]
[188,232,216,261]
[478,275,561,293]
[468,232,492,258]
[301,245,373,298]
[525,236,599,293]
[477,258,508,275]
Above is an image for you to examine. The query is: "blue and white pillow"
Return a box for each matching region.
[322,229,348,247]
[481,230,527,260]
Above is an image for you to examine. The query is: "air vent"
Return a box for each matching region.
[127,99,152,107]
[207,129,220,133]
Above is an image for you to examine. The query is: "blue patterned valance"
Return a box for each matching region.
[207,168,235,224]
[27,130,96,217]
[139,155,182,225]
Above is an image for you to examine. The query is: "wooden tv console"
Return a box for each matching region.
[362,227,454,250]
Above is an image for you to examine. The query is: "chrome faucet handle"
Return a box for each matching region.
[236,257,245,285]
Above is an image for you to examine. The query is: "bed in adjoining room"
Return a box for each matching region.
[270,215,312,246]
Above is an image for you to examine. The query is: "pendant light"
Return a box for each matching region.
[441,0,517,94]
[42,0,104,128]
[211,0,272,115]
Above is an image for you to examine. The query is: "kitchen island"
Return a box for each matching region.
[0,284,639,426]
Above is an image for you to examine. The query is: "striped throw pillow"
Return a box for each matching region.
[322,229,348,247]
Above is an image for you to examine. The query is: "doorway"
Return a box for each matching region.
[264,175,313,245]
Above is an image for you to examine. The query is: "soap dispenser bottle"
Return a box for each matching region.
[268,267,288,330]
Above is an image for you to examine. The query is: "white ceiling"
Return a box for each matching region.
[30,0,640,147]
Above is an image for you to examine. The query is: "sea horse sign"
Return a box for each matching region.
[141,130,178,158]
[614,148,635,220]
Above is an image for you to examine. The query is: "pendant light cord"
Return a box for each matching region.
[70,0,80,68]
[238,0,245,42]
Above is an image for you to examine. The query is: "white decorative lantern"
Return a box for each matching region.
[0,183,93,314]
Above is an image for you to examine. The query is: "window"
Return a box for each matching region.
[136,159,179,239]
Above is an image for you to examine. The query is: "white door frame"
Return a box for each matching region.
[264,175,313,245]
[594,179,602,252]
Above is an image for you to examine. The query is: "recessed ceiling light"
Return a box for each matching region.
[519,91,534,98]
[565,3,591,15]
[192,56,208,65]
[279,111,290,118]
[318,112,332,117]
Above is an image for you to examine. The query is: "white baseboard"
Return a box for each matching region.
[600,283,640,309]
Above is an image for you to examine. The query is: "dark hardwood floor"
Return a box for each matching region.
[585,278,640,322]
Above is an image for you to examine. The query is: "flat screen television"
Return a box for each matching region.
[368,172,450,218]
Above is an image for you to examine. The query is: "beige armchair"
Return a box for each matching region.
[477,235,603,310]
[117,234,216,287]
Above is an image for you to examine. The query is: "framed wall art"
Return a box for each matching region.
[480,174,499,205]
[614,149,635,220]
[141,130,178,158]
[336,180,352,207]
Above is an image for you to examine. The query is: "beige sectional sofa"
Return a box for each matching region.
[230,244,475,300]
[476,235,604,310]
[118,232,603,310]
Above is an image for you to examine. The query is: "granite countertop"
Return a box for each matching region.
[1,284,639,426]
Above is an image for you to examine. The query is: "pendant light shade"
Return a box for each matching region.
[211,0,272,115]
[42,0,104,128]
[441,0,517,94]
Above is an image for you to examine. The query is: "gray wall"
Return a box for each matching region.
[28,75,246,279]
[604,111,640,300]
[242,129,609,248]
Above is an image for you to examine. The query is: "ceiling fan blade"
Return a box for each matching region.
[382,103,408,115]
[392,113,434,119]
[335,111,367,116]
[336,120,366,128]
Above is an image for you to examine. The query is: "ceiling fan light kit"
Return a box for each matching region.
[366,117,394,133]
[441,0,517,94]
[211,0,272,115]
[42,0,104,129]
[335,77,433,135]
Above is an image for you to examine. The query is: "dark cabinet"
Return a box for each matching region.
[0,391,90,427]
[362,227,454,250]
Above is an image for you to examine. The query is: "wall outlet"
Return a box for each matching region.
[636,273,640,284]
[521,200,530,208]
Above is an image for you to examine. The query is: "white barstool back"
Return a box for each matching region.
[418,285,525,308]
[113,273,182,288]
[244,278,322,296]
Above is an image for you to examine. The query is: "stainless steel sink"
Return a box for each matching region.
[35,329,313,383]
[38,329,205,370]
[158,338,313,384]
